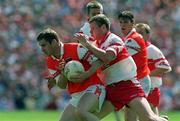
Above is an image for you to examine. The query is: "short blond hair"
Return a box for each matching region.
[86,1,103,15]
[135,23,151,34]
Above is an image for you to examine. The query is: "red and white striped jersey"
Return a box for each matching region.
[46,42,103,94]
[147,42,171,88]
[95,32,137,85]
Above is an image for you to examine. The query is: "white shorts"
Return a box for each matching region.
[139,75,151,96]
[69,84,106,112]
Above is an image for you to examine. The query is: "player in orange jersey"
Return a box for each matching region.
[36,28,106,121]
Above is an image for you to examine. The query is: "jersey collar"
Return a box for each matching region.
[97,31,111,45]
[125,28,136,40]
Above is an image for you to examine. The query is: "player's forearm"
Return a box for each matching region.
[150,68,170,76]
[86,60,104,76]
[57,74,68,89]
[83,41,112,63]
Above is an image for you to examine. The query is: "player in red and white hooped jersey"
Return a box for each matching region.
[135,23,171,116]
[36,28,106,121]
[74,14,167,121]
[79,1,121,121]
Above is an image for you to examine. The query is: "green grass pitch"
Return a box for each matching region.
[0,110,179,121]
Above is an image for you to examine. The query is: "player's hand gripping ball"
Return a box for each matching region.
[64,60,85,81]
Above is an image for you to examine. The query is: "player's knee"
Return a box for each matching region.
[142,114,160,121]
[76,107,87,119]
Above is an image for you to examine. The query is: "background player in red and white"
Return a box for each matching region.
[36,28,106,121]
[79,1,103,37]
[117,11,152,121]
[135,23,172,116]
[73,14,168,121]
[118,10,151,96]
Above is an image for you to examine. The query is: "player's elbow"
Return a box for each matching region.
[166,67,172,73]
[102,58,112,64]
[101,50,116,63]
[102,56,115,64]
[160,66,172,73]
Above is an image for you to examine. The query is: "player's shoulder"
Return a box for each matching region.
[63,43,80,53]
[125,34,142,48]
[147,44,165,58]
[131,33,146,49]
[110,33,121,38]
[147,44,162,54]
[108,33,123,42]
[82,22,90,27]
[64,42,79,46]
[45,56,53,62]
[132,32,144,41]
[79,22,91,36]
[126,31,144,44]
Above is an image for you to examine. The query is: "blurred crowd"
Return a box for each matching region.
[0,0,180,111]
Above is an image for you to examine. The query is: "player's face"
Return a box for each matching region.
[118,18,134,36]
[89,8,102,19]
[38,39,53,56]
[90,21,103,40]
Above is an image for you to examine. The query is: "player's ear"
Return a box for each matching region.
[102,24,106,30]
[51,39,58,46]
[132,19,135,24]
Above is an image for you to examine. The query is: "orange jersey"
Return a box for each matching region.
[46,43,103,94]
[124,28,150,79]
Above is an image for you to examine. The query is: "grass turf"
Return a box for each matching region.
[0,110,179,121]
